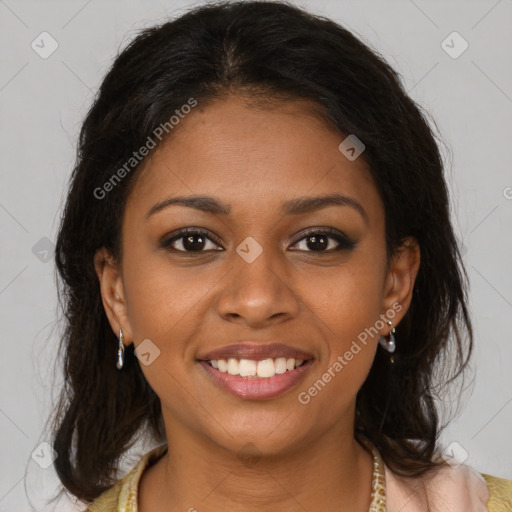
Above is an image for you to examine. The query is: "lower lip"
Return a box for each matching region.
[198,359,314,400]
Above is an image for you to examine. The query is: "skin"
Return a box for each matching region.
[94,95,420,512]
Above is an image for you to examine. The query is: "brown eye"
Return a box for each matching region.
[161,228,223,253]
[290,228,356,253]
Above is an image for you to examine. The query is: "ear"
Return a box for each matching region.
[381,236,421,330]
[94,247,133,345]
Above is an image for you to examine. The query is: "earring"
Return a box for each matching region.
[116,329,125,370]
[379,320,396,355]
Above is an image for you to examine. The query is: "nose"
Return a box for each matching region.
[216,247,301,328]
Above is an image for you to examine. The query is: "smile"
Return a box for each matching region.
[209,357,306,378]
[198,358,314,400]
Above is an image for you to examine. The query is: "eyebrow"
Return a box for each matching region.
[145,193,369,224]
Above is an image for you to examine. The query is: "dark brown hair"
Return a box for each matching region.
[52,0,472,503]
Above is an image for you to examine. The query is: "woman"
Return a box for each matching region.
[51,1,512,510]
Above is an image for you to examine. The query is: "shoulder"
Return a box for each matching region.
[83,478,125,512]
[384,460,512,512]
[482,473,512,512]
[82,444,168,512]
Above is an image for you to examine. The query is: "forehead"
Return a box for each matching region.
[125,95,382,223]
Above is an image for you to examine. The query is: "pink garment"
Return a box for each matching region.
[384,460,490,512]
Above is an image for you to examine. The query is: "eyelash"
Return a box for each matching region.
[160,227,356,254]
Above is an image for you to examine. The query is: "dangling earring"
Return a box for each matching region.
[116,329,125,370]
[379,320,396,362]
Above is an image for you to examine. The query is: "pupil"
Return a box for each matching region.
[184,234,205,251]
[307,235,327,251]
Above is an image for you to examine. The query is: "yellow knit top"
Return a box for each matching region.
[85,444,512,512]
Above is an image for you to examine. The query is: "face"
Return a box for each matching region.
[95,95,419,458]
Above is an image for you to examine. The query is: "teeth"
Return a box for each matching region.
[227,358,239,375]
[208,357,307,378]
[257,358,275,378]
[239,359,257,377]
[275,357,287,374]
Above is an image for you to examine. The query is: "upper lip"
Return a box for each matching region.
[197,342,315,362]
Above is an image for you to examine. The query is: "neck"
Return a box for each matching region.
[139,420,374,512]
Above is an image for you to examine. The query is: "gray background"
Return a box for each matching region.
[1,0,511,510]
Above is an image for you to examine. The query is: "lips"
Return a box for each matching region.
[198,358,315,400]
[196,342,315,362]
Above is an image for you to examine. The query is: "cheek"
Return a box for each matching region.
[296,252,385,398]
[302,254,385,345]
[120,255,211,415]
[296,274,381,421]
[122,249,213,342]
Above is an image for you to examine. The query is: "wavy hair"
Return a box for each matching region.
[52,0,473,502]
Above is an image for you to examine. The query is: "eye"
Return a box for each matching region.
[160,228,223,253]
[290,227,356,253]
[160,226,356,254]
